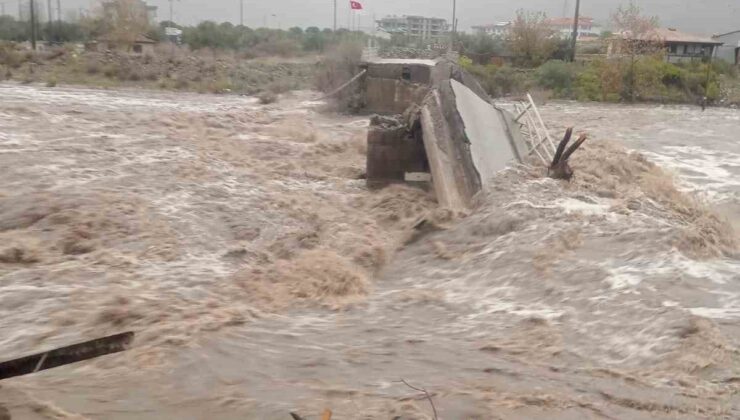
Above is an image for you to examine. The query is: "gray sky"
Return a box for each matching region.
[58,0,740,35]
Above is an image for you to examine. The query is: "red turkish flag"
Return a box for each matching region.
[350,0,363,10]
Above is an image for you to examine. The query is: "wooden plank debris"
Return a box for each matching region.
[0,332,134,380]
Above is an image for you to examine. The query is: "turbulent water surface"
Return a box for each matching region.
[0,84,738,419]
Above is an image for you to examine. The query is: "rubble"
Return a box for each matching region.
[362,58,528,211]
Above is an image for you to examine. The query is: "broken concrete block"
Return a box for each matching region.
[418,63,528,210]
[366,115,428,189]
[363,59,528,211]
[360,59,435,115]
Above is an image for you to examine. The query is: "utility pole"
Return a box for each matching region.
[333,0,336,31]
[239,0,243,25]
[55,0,60,35]
[46,0,52,40]
[569,0,580,62]
[168,0,173,22]
[1,2,5,16]
[29,0,37,50]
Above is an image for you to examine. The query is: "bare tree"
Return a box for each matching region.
[509,9,556,67]
[98,0,149,50]
[611,1,661,101]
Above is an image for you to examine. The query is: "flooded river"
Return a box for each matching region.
[0,84,738,419]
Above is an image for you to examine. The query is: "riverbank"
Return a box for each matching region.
[464,57,740,107]
[1,43,318,96]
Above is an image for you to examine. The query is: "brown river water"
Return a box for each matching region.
[0,84,738,419]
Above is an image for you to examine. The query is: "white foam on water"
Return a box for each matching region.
[688,307,740,319]
[555,197,612,216]
[604,270,643,290]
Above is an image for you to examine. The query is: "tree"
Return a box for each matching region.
[509,10,557,67]
[99,0,150,49]
[611,1,660,101]
[458,32,506,64]
[303,26,326,51]
[0,16,28,41]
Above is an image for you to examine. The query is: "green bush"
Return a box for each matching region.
[574,67,601,101]
[631,56,669,101]
[571,59,623,102]
[711,60,738,78]
[466,64,527,98]
[706,81,720,100]
[458,55,473,70]
[535,60,576,96]
[496,54,733,103]
[492,65,526,96]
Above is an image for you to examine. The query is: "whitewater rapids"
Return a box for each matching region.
[0,84,738,419]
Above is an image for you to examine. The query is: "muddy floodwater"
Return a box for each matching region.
[0,84,739,419]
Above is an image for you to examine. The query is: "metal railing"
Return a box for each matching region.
[513,93,557,166]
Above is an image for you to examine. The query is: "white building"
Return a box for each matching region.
[471,22,512,38]
[545,17,602,40]
[608,28,723,64]
[377,15,449,44]
[713,30,740,65]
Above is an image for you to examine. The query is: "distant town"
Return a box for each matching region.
[1,0,738,65]
[1,0,739,106]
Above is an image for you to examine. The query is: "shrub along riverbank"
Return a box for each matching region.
[462,55,740,106]
[0,41,319,95]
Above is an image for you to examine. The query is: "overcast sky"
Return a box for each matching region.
[51,0,740,35]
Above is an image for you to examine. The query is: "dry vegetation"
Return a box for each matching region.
[314,41,364,110]
[0,42,318,95]
[568,140,737,258]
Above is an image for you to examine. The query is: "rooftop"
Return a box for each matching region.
[379,15,447,22]
[623,27,722,44]
[471,22,512,29]
[364,58,438,66]
[545,17,594,26]
[713,29,740,39]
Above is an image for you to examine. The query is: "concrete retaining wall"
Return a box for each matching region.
[362,61,434,115]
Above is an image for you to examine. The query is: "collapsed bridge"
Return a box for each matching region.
[358,58,552,211]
